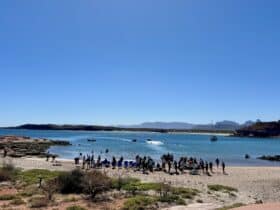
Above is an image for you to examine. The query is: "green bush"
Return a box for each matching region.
[158,194,186,205]
[66,205,86,210]
[57,169,84,194]
[171,187,199,199]
[111,177,140,191]
[122,195,157,210]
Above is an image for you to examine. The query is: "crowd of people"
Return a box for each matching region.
[75,152,226,175]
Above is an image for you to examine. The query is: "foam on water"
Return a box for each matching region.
[146,140,164,145]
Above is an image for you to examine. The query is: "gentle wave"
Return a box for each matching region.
[146,140,164,145]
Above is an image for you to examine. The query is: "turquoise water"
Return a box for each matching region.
[0,129,280,166]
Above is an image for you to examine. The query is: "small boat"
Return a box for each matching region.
[210,136,218,142]
[87,139,96,142]
[131,139,137,142]
[146,139,152,141]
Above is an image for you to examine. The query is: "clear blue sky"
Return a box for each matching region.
[1,0,280,126]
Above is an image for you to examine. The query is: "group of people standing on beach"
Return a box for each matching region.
[75,152,226,176]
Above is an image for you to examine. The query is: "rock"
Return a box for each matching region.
[0,135,70,158]
[257,155,280,161]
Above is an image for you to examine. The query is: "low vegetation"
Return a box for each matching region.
[208,184,238,193]
[122,195,157,210]
[216,203,244,210]
[0,164,19,182]
[10,197,25,205]
[0,164,205,209]
[0,194,17,200]
[29,196,49,208]
[17,169,62,185]
[66,205,87,210]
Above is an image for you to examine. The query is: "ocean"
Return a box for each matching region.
[0,129,279,166]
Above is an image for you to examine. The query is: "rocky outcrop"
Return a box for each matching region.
[0,136,70,158]
[234,121,280,138]
[258,155,280,162]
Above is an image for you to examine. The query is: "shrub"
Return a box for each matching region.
[111,177,140,191]
[208,185,238,193]
[41,178,60,200]
[0,194,17,200]
[29,196,49,208]
[57,169,84,194]
[171,187,199,199]
[122,195,157,210]
[82,170,112,199]
[20,185,41,197]
[0,164,18,182]
[10,197,25,205]
[66,205,86,210]
[158,194,185,205]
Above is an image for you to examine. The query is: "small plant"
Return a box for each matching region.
[122,195,157,210]
[66,205,86,210]
[208,185,238,193]
[10,197,25,205]
[158,194,186,205]
[0,194,17,200]
[63,196,79,202]
[29,196,49,208]
[196,199,203,203]
[171,187,199,199]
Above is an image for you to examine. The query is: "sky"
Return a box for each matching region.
[0,0,280,126]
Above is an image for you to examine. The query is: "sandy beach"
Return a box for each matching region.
[1,156,280,209]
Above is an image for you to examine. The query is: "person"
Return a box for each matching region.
[215,158,220,169]
[174,161,178,175]
[112,156,117,169]
[3,148,7,158]
[199,159,205,174]
[82,156,86,169]
[209,162,213,173]
[205,161,209,174]
[222,161,225,174]
[167,160,172,174]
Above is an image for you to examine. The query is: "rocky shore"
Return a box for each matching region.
[0,135,70,158]
[257,155,280,162]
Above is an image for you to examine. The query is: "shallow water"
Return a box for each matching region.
[0,129,280,166]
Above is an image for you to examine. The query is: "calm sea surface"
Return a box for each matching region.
[0,129,280,166]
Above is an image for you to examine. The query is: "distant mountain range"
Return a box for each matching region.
[119,120,255,131]
[4,120,256,133]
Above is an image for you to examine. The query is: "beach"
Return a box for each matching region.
[1,156,280,209]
